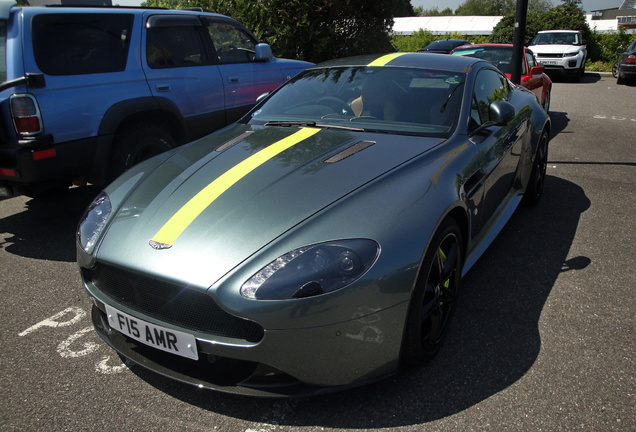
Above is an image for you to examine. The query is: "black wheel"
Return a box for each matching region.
[617,73,625,85]
[612,62,619,78]
[402,219,463,366]
[524,130,549,205]
[543,88,551,113]
[109,123,175,182]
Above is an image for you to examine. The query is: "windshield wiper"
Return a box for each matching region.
[264,120,364,132]
[265,121,317,127]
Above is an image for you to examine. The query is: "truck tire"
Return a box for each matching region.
[108,123,175,182]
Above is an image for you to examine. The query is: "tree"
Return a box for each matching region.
[454,0,552,16]
[141,0,395,63]
[393,0,415,17]
[414,6,455,16]
[455,0,516,16]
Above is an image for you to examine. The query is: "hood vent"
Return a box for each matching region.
[215,131,254,153]
[324,140,375,164]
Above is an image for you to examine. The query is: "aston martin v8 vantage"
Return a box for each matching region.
[77,53,551,396]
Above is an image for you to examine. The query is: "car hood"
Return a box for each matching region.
[529,44,582,53]
[97,124,443,289]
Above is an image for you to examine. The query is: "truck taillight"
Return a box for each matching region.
[10,94,43,135]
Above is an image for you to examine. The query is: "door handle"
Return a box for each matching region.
[228,76,239,83]
[155,84,170,92]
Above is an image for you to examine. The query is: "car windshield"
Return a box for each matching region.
[532,32,579,45]
[247,66,465,137]
[452,46,527,75]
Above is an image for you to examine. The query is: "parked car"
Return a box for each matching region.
[616,38,636,85]
[419,39,472,54]
[451,43,552,112]
[528,30,587,82]
[78,52,550,397]
[0,0,311,197]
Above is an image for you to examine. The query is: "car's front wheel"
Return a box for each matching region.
[402,218,463,366]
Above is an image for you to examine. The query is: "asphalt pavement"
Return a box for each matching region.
[1,73,634,431]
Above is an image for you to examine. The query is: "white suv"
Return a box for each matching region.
[528,30,587,82]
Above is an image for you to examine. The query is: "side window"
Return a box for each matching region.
[146,21,209,68]
[205,21,257,64]
[32,14,133,75]
[471,69,510,126]
[0,21,6,82]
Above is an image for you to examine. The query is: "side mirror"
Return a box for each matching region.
[469,101,516,137]
[255,43,273,62]
[529,65,544,77]
[489,100,515,125]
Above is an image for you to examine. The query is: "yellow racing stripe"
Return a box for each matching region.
[150,128,320,248]
[368,52,408,67]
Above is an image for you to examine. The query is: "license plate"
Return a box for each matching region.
[541,60,558,65]
[105,304,199,360]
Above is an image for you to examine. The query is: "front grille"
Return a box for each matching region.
[86,264,264,343]
[537,53,564,58]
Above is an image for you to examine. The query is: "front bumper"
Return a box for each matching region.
[88,291,408,397]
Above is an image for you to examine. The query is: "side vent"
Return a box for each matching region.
[324,140,375,164]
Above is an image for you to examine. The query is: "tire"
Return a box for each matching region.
[109,123,175,182]
[524,130,549,206]
[543,88,551,113]
[402,218,463,366]
[612,62,619,78]
[617,73,625,85]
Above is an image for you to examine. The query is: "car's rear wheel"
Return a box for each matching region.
[524,130,549,205]
[109,123,175,182]
[543,88,551,113]
[402,218,463,366]
[612,62,619,78]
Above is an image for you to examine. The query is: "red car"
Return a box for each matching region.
[451,43,552,112]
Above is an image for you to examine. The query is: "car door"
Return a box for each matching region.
[202,18,285,124]
[522,51,544,103]
[468,68,526,235]
[143,14,225,141]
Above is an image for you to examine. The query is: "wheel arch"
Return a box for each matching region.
[99,97,190,145]
[89,97,190,185]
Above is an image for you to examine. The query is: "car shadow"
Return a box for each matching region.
[127,175,591,428]
[0,186,100,262]
[547,72,601,83]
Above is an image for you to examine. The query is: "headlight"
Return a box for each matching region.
[77,191,112,253]
[241,239,379,300]
[565,51,579,57]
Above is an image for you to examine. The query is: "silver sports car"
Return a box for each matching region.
[77,52,551,396]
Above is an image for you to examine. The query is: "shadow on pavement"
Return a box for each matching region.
[0,186,100,262]
[128,175,591,428]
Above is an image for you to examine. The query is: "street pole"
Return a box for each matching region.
[511,0,529,84]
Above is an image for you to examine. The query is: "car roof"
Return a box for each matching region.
[7,2,229,19]
[537,29,579,33]
[311,52,482,74]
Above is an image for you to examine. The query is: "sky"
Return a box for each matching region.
[410,0,625,13]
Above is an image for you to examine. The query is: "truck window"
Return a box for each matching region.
[32,14,134,75]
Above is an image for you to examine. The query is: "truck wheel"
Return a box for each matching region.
[109,123,175,182]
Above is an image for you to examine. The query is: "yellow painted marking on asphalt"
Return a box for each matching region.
[151,128,320,247]
[368,53,408,67]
